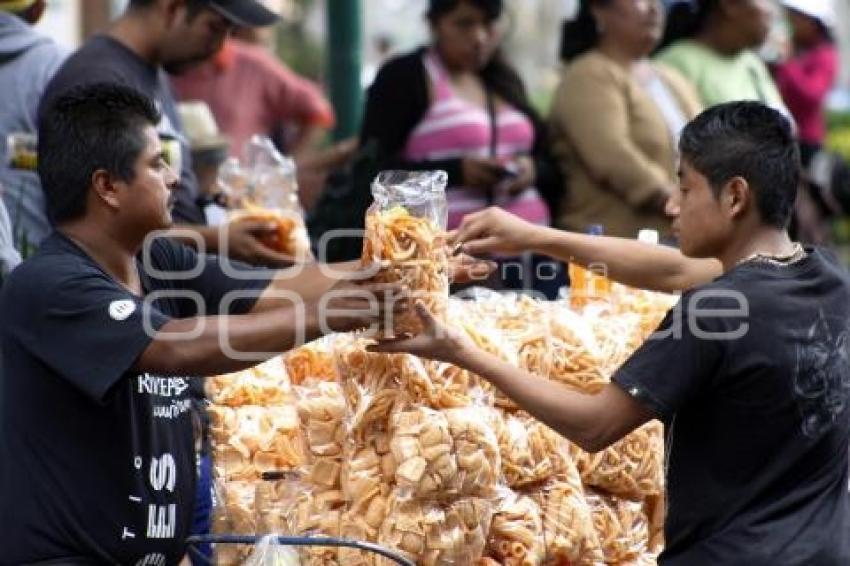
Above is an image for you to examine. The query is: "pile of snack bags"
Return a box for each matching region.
[207,172,677,565]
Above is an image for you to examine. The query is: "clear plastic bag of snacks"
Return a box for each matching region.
[334,336,421,440]
[388,406,459,501]
[574,420,664,501]
[220,135,311,259]
[585,488,649,564]
[494,411,570,489]
[443,406,502,498]
[377,490,493,565]
[528,467,604,565]
[486,489,546,566]
[285,335,342,386]
[459,289,552,409]
[254,470,304,534]
[547,302,609,394]
[209,404,306,481]
[295,380,348,459]
[361,170,449,336]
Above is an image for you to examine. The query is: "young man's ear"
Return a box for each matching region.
[91,170,122,211]
[723,176,751,220]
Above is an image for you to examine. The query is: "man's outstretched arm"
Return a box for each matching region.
[453,207,721,293]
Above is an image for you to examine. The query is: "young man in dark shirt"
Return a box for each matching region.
[377,101,850,565]
[0,83,403,564]
[39,0,296,268]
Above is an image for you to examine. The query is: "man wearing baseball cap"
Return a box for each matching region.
[38,0,293,268]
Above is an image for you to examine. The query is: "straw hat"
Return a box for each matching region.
[178,101,230,153]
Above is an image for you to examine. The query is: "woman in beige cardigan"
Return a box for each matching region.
[550,0,702,238]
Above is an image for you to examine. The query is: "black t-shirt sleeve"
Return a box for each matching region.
[149,238,272,316]
[16,272,171,403]
[612,291,727,421]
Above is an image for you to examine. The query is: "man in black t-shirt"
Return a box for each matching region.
[376,102,850,565]
[0,84,404,564]
[38,0,297,268]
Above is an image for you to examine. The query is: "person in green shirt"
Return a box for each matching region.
[655,0,789,116]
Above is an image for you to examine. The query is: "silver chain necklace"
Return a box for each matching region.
[736,242,807,267]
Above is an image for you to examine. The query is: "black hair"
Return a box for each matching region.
[657,0,716,51]
[559,0,614,62]
[679,101,800,229]
[37,83,161,224]
[426,0,503,23]
[427,0,535,140]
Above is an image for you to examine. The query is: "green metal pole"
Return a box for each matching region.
[327,0,363,140]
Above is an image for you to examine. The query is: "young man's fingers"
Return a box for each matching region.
[460,236,503,256]
[366,337,417,354]
[413,302,438,329]
[452,214,488,247]
[253,247,295,268]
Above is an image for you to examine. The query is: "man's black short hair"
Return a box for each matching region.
[37,83,160,224]
[679,101,800,229]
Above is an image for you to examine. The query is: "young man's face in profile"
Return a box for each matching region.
[669,160,730,259]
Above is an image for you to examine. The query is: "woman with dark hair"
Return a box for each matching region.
[655,0,788,112]
[549,0,701,239]
[359,0,564,296]
[774,0,838,166]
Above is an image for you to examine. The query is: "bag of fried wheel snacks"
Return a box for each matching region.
[573,420,664,501]
[528,465,604,565]
[585,488,649,564]
[361,170,449,336]
[220,135,312,260]
[486,489,546,565]
[457,289,552,410]
[494,410,570,489]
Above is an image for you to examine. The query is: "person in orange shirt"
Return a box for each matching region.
[171,36,335,160]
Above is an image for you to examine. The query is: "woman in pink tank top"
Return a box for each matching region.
[360,0,566,297]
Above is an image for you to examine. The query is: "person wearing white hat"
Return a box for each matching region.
[775,0,839,165]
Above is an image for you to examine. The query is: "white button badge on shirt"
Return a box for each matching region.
[109,299,137,321]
